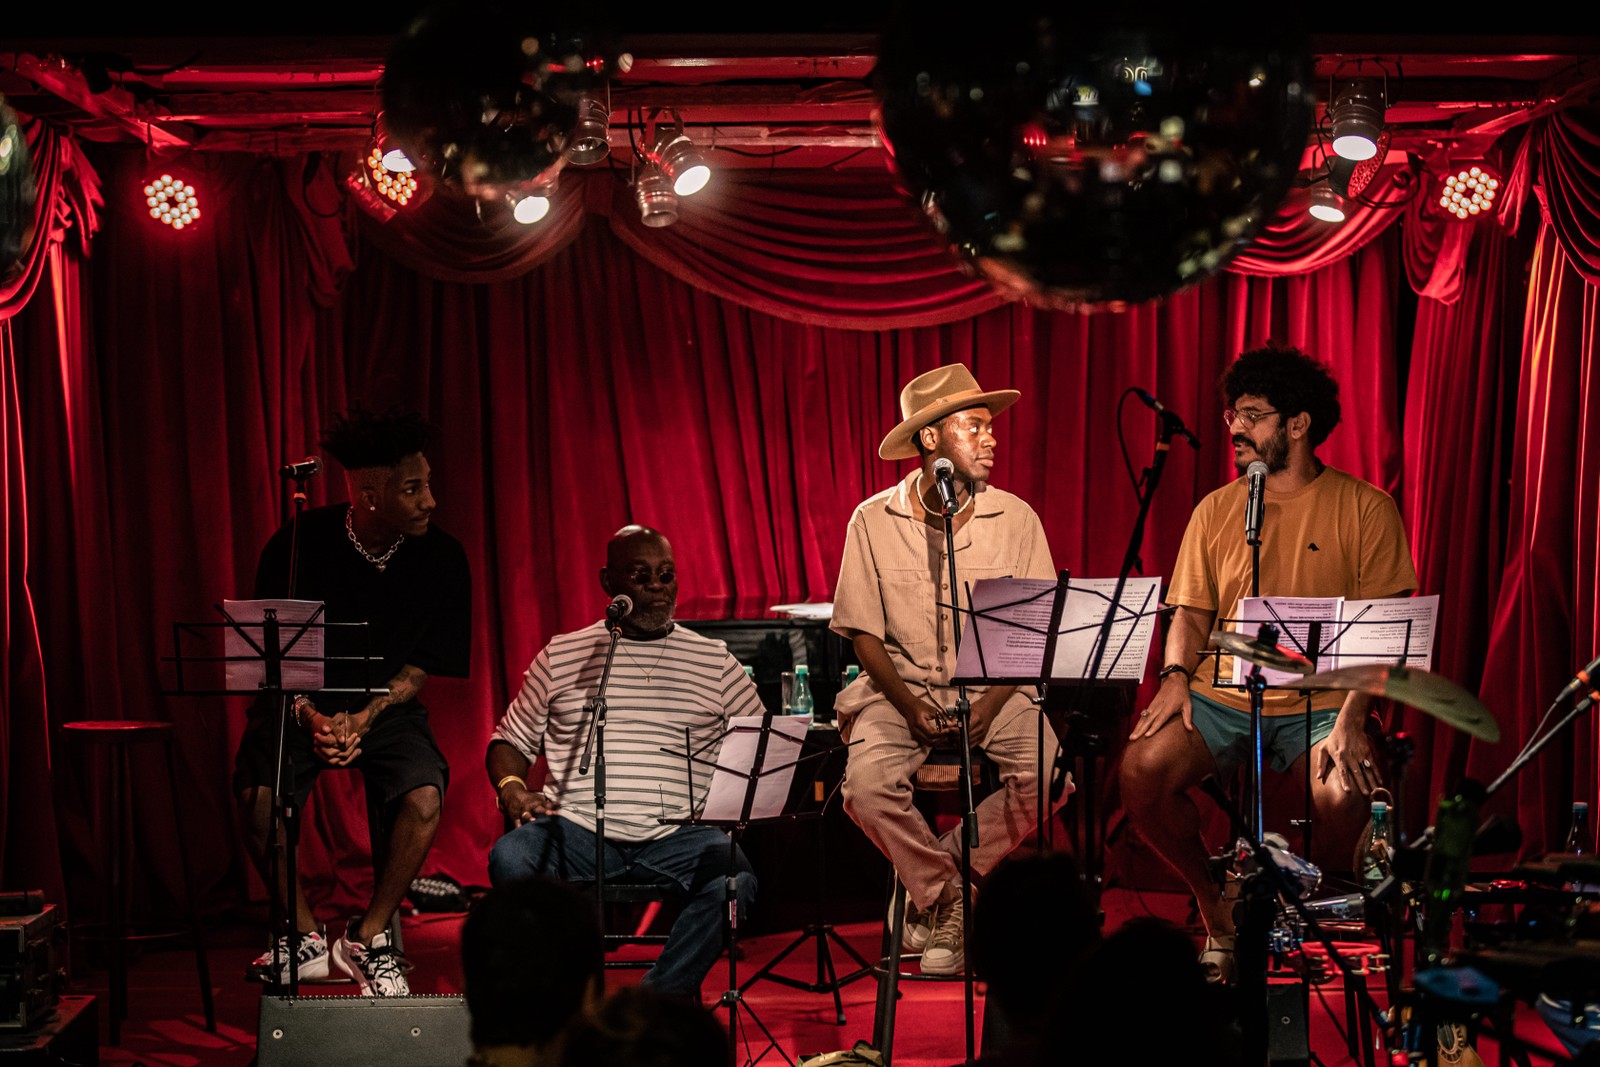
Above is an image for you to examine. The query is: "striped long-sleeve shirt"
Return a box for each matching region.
[493,621,764,841]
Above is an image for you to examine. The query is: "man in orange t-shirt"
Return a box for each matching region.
[1119,345,1417,983]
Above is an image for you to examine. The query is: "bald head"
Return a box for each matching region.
[600,525,677,637]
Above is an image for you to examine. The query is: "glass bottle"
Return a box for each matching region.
[1566,801,1591,855]
[790,664,815,717]
[1361,799,1393,887]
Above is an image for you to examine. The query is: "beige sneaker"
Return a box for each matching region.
[920,897,965,976]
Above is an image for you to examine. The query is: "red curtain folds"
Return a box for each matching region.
[0,118,99,897]
[1227,160,1416,277]
[1504,99,1600,288]
[1475,226,1600,853]
[1401,218,1528,835]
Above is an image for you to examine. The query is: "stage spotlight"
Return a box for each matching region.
[1308,182,1346,223]
[1438,164,1499,221]
[144,173,201,231]
[1328,78,1385,162]
[565,93,610,166]
[366,145,421,208]
[645,110,710,196]
[635,163,678,227]
[509,175,556,224]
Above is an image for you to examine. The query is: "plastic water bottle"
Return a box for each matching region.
[1361,800,1393,887]
[790,665,815,717]
[841,664,860,688]
[1566,801,1592,855]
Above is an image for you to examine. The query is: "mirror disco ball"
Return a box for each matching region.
[873,15,1313,310]
[381,5,622,200]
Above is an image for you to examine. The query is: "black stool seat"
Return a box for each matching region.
[62,718,214,1044]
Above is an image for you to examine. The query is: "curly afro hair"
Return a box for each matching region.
[318,407,434,470]
[1220,344,1342,447]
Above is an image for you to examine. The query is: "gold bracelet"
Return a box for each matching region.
[495,775,526,795]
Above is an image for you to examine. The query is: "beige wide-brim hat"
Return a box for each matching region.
[877,364,1021,461]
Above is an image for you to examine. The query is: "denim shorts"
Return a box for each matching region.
[1188,690,1341,776]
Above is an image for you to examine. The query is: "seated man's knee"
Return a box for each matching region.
[400,784,443,825]
[487,828,536,885]
[1118,748,1168,814]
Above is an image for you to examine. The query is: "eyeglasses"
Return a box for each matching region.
[1223,407,1280,429]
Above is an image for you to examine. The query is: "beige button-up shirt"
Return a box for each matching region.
[830,469,1055,733]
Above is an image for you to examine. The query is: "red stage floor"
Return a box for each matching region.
[56,888,1564,1067]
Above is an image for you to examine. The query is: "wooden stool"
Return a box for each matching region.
[872,747,999,1063]
[62,720,214,1044]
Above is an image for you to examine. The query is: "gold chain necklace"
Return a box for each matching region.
[345,506,405,572]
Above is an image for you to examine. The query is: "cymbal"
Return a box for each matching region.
[1294,663,1501,742]
[1208,630,1314,673]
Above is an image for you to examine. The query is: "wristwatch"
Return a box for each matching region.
[1158,663,1192,684]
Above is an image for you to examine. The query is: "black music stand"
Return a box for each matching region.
[738,733,871,1025]
[661,710,825,1067]
[953,572,1163,915]
[163,602,381,994]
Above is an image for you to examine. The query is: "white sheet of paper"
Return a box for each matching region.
[222,599,326,693]
[1048,577,1163,682]
[699,714,810,822]
[1321,594,1439,672]
[768,602,834,620]
[953,576,1162,682]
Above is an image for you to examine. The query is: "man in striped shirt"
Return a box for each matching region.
[485,526,763,999]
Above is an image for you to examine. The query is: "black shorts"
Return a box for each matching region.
[232,700,449,808]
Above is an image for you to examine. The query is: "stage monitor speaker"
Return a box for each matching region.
[257,995,471,1067]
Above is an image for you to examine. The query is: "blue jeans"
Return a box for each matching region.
[487,815,756,998]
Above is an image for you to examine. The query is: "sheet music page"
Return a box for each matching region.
[1321,594,1439,671]
[699,715,810,822]
[953,577,1059,680]
[1229,596,1341,687]
[222,599,326,692]
[1047,577,1163,682]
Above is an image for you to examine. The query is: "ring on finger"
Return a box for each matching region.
[1361,759,1372,768]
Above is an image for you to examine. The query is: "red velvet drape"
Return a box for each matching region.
[4,117,1596,923]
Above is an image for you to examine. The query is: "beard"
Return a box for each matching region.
[1232,426,1290,474]
[629,599,676,634]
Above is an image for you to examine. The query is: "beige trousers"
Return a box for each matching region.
[840,694,1069,910]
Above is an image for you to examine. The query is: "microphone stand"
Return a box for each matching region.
[937,476,980,1066]
[579,619,624,912]
[268,467,313,994]
[1054,413,1178,917]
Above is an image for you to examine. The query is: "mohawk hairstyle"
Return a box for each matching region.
[1220,343,1343,448]
[318,407,434,470]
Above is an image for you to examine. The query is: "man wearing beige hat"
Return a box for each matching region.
[831,363,1068,976]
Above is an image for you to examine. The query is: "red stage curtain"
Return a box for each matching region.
[1505,99,1600,288]
[1400,218,1529,836]
[0,118,99,899]
[1226,160,1415,277]
[1476,225,1600,852]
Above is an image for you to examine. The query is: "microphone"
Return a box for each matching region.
[279,456,321,479]
[1553,652,1600,706]
[1133,388,1201,448]
[605,594,634,622]
[931,457,961,515]
[1244,460,1268,546]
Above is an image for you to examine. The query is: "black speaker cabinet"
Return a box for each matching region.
[257,995,471,1067]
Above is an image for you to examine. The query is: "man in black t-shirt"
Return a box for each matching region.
[233,409,471,996]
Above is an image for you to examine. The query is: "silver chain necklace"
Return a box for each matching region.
[345,505,404,572]
[620,638,670,682]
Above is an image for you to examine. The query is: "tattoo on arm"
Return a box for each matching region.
[363,664,429,719]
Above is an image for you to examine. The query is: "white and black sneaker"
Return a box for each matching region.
[247,930,343,984]
[920,897,965,976]
[888,896,935,954]
[332,922,410,997]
